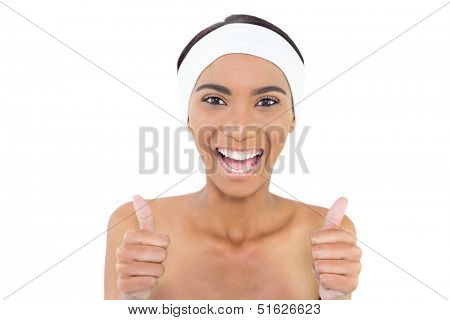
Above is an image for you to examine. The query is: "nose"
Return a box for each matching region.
[218,100,263,142]
[220,119,261,142]
[220,124,260,142]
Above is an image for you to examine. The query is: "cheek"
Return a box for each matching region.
[268,125,289,149]
[263,125,289,167]
[188,100,214,124]
[191,126,217,168]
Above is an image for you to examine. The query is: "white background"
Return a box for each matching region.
[0,0,449,317]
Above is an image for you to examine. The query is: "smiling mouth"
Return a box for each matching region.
[214,147,264,176]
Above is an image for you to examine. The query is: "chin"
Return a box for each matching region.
[208,175,266,199]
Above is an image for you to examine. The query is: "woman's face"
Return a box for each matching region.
[188,53,295,198]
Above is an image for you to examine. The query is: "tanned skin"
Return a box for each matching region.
[104,54,361,300]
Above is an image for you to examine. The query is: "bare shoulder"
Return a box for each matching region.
[107,192,197,232]
[277,195,357,236]
[107,200,137,232]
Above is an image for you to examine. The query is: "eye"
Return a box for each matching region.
[256,96,280,107]
[202,95,226,106]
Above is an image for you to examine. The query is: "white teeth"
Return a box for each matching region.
[217,148,262,160]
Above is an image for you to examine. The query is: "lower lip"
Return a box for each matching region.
[214,149,263,178]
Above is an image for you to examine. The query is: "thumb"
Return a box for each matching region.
[323,196,348,229]
[132,194,155,231]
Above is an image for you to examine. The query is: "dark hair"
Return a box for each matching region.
[177,14,304,72]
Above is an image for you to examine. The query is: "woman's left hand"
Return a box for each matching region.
[310,197,362,300]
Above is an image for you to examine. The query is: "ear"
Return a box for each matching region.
[187,119,194,133]
[288,116,296,133]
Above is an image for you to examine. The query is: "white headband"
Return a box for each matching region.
[176,22,305,124]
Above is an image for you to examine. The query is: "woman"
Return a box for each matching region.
[104,14,362,300]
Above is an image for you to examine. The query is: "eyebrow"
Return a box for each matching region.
[195,83,287,96]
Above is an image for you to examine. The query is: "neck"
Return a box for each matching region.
[194,178,276,243]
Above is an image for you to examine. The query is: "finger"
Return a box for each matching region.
[117,261,165,277]
[313,259,361,276]
[118,276,158,294]
[312,243,362,260]
[123,230,170,248]
[310,228,356,245]
[133,194,155,231]
[319,273,358,294]
[312,265,320,281]
[118,244,167,263]
[323,196,348,229]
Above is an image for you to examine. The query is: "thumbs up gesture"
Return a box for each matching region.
[115,195,170,299]
[310,197,362,300]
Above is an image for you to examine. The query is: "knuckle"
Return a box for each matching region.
[313,260,322,271]
[346,233,357,244]
[310,231,318,243]
[311,245,320,257]
[154,232,170,246]
[319,274,331,288]
[116,246,124,260]
[156,247,167,261]
[116,262,126,275]
[117,278,131,294]
[117,244,133,261]
[354,246,362,259]
[351,277,359,291]
[311,229,328,243]
[148,276,158,288]
[355,261,362,274]
[157,263,165,276]
[163,234,171,245]
[123,230,135,241]
[344,242,354,251]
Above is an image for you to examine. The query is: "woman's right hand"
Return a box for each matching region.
[115,194,170,300]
